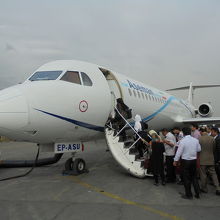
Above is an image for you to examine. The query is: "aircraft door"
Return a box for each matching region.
[107,79,121,100]
[99,68,123,109]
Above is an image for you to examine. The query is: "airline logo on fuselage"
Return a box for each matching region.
[127,80,154,95]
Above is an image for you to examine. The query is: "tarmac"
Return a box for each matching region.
[0,140,220,220]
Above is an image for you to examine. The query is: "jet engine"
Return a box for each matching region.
[197,103,213,117]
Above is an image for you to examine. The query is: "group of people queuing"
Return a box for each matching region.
[108,99,220,200]
[134,117,220,200]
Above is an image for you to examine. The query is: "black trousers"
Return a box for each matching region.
[215,164,220,184]
[118,120,126,139]
[182,159,200,197]
[136,140,144,157]
[165,156,176,182]
[154,172,165,183]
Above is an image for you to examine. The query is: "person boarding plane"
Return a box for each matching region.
[0,60,220,177]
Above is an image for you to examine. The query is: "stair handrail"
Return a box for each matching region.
[105,94,149,177]
[107,92,148,154]
[114,106,142,140]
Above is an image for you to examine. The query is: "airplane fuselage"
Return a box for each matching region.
[0,60,195,145]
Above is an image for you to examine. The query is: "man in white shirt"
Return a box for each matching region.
[174,127,201,199]
[162,128,176,182]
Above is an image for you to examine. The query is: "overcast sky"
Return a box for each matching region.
[0,0,220,115]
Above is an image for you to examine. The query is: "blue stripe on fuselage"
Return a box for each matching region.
[143,96,175,122]
[130,96,175,126]
[35,109,104,132]
[35,96,178,133]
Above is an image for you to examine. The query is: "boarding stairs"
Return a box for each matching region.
[105,108,152,178]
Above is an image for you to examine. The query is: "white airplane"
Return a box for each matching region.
[0,60,220,177]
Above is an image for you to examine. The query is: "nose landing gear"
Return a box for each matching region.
[63,153,88,175]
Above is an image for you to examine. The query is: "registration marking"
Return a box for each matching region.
[54,143,83,153]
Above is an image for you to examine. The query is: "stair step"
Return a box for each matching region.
[129,147,138,154]
[105,127,146,178]
[128,152,141,161]
[135,160,145,167]
[124,142,134,148]
[136,158,144,161]
[124,138,134,143]
[134,155,143,160]
[129,151,139,156]
[118,136,134,143]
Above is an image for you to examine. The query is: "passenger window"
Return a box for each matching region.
[137,91,140,98]
[141,93,144,99]
[128,88,132,96]
[81,72,93,86]
[145,94,148,100]
[60,71,81,84]
[133,90,137,97]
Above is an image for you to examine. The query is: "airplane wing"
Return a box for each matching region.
[166,83,220,105]
[182,117,220,124]
[166,84,220,92]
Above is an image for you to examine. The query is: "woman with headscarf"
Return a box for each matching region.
[134,115,151,158]
[134,114,142,132]
[149,130,166,186]
[134,114,144,158]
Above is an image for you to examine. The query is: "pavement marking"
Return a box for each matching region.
[68,176,184,220]
[53,185,71,201]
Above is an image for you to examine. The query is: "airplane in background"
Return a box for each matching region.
[0,60,220,177]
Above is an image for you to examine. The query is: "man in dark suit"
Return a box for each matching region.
[211,127,220,194]
[199,127,220,195]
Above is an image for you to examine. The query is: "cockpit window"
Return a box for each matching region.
[29,71,62,81]
[60,71,81,85]
[81,72,93,86]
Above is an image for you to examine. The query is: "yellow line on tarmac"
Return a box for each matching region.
[53,185,71,201]
[68,176,183,220]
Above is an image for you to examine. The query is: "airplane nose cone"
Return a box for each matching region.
[0,87,29,131]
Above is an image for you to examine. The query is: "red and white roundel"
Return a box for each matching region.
[79,100,88,112]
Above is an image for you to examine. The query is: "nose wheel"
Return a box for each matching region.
[64,157,87,175]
